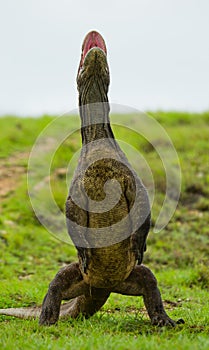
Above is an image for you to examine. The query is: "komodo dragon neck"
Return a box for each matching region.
[79,95,115,145]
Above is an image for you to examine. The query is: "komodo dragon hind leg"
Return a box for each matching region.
[112,265,176,327]
[39,262,110,325]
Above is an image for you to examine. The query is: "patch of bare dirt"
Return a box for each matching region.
[0,152,29,200]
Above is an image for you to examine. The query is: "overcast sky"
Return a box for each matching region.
[0,0,209,116]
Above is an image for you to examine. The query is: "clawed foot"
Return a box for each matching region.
[39,292,61,326]
[151,314,185,327]
[151,315,176,327]
[39,306,59,326]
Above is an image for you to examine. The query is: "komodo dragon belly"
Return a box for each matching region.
[81,240,136,288]
[66,193,137,288]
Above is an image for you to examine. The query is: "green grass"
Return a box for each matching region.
[0,111,209,349]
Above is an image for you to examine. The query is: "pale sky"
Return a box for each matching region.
[0,0,209,115]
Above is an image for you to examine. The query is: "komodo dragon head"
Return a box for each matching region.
[77,31,110,105]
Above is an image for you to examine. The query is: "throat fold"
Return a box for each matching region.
[79,80,114,144]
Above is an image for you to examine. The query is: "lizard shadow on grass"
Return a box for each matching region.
[59,312,183,335]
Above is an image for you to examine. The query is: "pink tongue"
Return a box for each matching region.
[81,31,107,66]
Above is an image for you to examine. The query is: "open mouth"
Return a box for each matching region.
[79,31,107,70]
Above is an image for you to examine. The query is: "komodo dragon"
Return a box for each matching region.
[0,31,179,327]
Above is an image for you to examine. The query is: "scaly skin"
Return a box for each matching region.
[0,31,178,327]
[40,30,176,326]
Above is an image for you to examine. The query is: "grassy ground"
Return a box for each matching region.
[0,112,209,349]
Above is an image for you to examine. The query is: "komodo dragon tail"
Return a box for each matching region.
[0,307,41,319]
[0,300,76,320]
